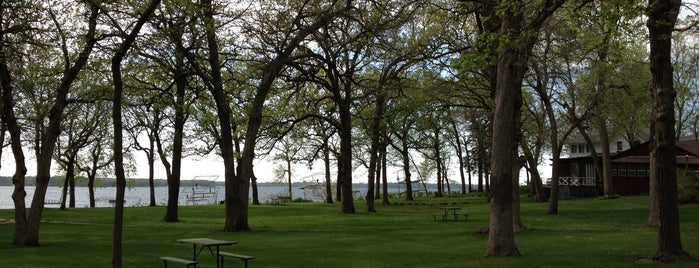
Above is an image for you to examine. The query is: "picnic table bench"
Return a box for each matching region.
[216,251,255,268]
[159,256,197,268]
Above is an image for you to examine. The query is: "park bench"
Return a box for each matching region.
[159,256,197,268]
[216,251,255,268]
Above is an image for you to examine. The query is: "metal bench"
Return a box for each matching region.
[216,251,255,268]
[159,256,197,268]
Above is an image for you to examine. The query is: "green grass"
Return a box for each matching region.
[0,195,697,267]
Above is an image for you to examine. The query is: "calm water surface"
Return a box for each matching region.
[0,183,415,209]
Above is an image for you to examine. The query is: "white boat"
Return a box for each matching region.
[182,175,220,205]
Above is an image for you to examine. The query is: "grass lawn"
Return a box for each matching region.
[0,195,698,267]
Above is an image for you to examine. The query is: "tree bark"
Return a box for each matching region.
[110,1,160,266]
[485,0,566,256]
[337,103,356,213]
[0,36,29,245]
[163,40,189,222]
[400,132,414,200]
[324,143,334,203]
[512,156,527,232]
[598,114,614,197]
[451,117,467,194]
[434,124,444,197]
[648,119,660,226]
[381,144,390,205]
[3,2,100,246]
[647,0,687,261]
[366,90,386,212]
[485,7,524,255]
[287,159,293,199]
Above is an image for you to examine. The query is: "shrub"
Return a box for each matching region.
[678,168,699,204]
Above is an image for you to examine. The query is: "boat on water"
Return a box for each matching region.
[182,175,220,205]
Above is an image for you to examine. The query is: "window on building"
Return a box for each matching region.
[611,164,618,176]
[616,141,623,152]
[637,164,648,177]
[627,164,636,177]
[618,164,627,177]
[571,145,577,153]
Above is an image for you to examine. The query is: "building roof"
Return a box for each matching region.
[611,139,699,165]
[566,129,650,144]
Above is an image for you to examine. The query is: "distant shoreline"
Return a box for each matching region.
[0,176,419,188]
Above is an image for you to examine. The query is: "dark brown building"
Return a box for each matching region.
[553,139,699,197]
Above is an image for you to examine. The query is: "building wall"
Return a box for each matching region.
[566,138,631,158]
[613,177,650,195]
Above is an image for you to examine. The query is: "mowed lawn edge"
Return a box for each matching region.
[0,195,697,267]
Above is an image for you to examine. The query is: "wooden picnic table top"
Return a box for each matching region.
[177,238,237,247]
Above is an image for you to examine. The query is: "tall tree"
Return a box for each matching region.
[233,0,355,223]
[139,0,201,221]
[646,0,688,262]
[483,0,571,257]
[0,1,100,246]
[54,102,106,209]
[106,0,160,266]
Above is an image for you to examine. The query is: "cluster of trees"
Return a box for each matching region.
[0,0,695,265]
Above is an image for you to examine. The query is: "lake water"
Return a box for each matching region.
[0,183,420,209]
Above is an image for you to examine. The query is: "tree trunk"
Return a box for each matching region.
[287,160,293,199]
[595,42,614,198]
[375,150,381,200]
[110,2,160,266]
[485,45,522,257]
[452,119,467,194]
[381,144,390,205]
[648,120,660,226]
[69,158,76,208]
[477,141,485,192]
[88,171,96,208]
[324,144,334,203]
[148,139,156,207]
[197,0,242,231]
[251,173,260,205]
[434,125,444,197]
[401,138,414,200]
[598,115,614,197]
[647,0,687,261]
[60,174,69,210]
[111,42,127,268]
[485,0,538,257]
[512,156,526,232]
[465,141,473,193]
[6,2,100,246]
[338,110,356,213]
[366,90,386,212]
[0,12,29,246]
[547,151,561,215]
[336,156,343,202]
[0,122,4,172]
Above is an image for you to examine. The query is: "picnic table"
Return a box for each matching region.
[434,207,468,221]
[177,238,237,268]
[270,195,291,205]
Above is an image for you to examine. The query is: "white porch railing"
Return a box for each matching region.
[546,177,597,187]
